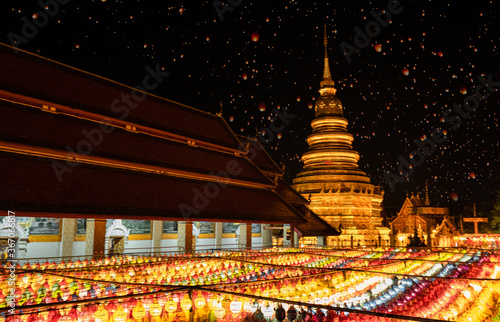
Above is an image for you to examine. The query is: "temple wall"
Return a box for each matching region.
[1,218,265,260]
[24,241,61,259]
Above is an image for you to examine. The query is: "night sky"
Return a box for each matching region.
[2,0,499,215]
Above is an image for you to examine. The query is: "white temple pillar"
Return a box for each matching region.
[151,220,163,254]
[261,224,272,248]
[317,236,325,247]
[283,224,291,247]
[177,222,193,254]
[294,230,299,247]
[214,222,223,251]
[61,218,76,258]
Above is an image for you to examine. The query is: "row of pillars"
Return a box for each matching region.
[59,219,275,257]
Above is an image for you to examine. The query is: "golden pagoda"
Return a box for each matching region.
[292,27,390,247]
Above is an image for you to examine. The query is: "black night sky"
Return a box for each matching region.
[2,0,499,216]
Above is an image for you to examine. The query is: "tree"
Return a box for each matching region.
[489,191,500,233]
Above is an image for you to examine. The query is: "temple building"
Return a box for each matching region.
[390,185,459,247]
[292,29,390,246]
[0,43,338,259]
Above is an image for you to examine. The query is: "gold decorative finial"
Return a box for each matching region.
[319,24,336,94]
[323,23,328,47]
[322,24,332,81]
[425,180,430,206]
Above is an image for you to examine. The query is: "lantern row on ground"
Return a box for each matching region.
[2,247,500,321]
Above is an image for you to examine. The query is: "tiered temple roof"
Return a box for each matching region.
[0,43,338,236]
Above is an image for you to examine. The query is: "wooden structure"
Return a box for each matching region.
[463,204,488,234]
[390,190,459,247]
[0,43,339,255]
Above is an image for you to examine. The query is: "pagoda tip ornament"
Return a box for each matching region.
[315,24,342,117]
[319,24,337,96]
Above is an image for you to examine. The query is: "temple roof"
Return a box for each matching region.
[0,43,339,235]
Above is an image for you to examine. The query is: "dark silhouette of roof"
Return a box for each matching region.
[0,43,339,237]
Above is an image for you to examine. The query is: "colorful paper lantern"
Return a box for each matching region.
[229,298,242,314]
[180,294,192,311]
[94,305,108,322]
[132,301,146,320]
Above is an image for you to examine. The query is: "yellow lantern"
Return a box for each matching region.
[132,301,146,320]
[113,305,127,322]
[149,300,162,317]
[230,298,242,314]
[165,297,177,314]
[214,306,226,319]
[94,305,108,322]
[194,294,206,309]
[209,295,219,310]
[180,294,192,312]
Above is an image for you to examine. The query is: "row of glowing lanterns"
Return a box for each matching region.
[3,248,500,321]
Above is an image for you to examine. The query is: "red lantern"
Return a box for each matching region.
[251,31,259,42]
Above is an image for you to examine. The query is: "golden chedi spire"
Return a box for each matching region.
[292,25,390,246]
[320,24,336,93]
[316,24,342,117]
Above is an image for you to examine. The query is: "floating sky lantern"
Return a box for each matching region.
[470,172,476,179]
[460,87,467,95]
[450,192,459,201]
[251,31,259,42]
[374,44,382,52]
[242,73,248,80]
[402,68,410,76]
[258,102,266,112]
